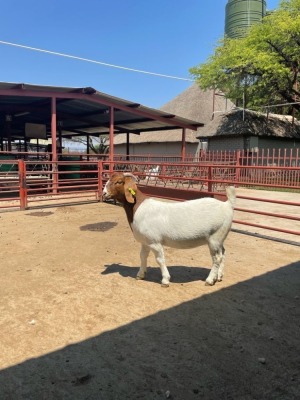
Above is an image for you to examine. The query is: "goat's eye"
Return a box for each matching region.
[115,180,123,185]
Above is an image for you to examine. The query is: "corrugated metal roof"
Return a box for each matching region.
[0,82,204,140]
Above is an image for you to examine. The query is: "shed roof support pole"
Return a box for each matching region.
[5,115,12,152]
[181,128,186,161]
[57,121,63,154]
[0,122,3,151]
[109,106,114,172]
[51,96,58,192]
[86,135,90,161]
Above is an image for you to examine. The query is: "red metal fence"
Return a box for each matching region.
[115,148,300,166]
[0,149,299,241]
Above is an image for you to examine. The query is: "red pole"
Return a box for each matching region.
[236,150,241,186]
[51,97,58,193]
[98,160,103,201]
[207,165,213,193]
[109,106,114,172]
[18,159,27,210]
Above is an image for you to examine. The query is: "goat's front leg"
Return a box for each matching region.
[136,244,150,280]
[150,243,171,287]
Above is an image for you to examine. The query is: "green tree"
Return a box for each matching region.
[89,136,109,154]
[190,0,300,115]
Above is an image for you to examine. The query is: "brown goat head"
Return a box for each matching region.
[103,173,138,204]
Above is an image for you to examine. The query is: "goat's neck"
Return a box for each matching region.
[123,188,147,225]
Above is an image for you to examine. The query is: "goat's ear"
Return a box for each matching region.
[124,177,137,204]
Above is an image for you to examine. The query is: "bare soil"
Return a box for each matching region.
[0,197,299,400]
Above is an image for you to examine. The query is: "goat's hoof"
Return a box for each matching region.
[136,276,145,280]
[161,283,169,288]
[205,280,215,286]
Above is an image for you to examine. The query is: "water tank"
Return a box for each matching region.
[225,0,266,38]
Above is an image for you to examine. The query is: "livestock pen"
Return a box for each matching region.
[0,149,299,243]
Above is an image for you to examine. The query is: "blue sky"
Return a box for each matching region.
[0,0,280,109]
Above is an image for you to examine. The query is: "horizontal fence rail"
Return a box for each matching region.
[0,149,299,242]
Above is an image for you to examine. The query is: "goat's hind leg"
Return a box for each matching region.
[150,243,171,287]
[217,246,226,282]
[205,243,223,286]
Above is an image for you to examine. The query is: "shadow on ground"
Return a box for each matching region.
[80,221,118,232]
[1,261,299,400]
[102,263,210,284]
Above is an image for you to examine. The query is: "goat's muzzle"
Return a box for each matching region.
[102,193,110,201]
[102,184,112,201]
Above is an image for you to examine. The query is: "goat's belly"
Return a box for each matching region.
[163,237,207,249]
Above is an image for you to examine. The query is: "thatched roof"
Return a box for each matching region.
[160,84,234,122]
[197,108,300,139]
[114,84,232,145]
[114,84,300,145]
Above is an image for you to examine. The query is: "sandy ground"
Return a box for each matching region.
[0,194,299,399]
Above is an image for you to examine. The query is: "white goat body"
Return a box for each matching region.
[103,173,235,286]
[132,195,234,250]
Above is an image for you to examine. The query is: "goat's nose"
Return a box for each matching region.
[102,187,110,201]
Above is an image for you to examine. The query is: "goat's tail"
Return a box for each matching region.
[226,186,236,208]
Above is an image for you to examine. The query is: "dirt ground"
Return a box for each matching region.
[0,193,299,400]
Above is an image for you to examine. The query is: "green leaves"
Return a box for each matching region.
[190,0,300,115]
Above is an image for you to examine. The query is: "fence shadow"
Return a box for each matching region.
[1,261,299,400]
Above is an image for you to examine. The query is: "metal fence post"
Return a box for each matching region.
[18,159,28,210]
[97,161,103,201]
[207,166,213,193]
[236,150,241,186]
[52,160,58,194]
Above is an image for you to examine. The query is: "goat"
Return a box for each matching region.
[102,172,235,287]
[145,165,160,181]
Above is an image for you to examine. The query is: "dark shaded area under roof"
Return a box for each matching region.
[0,82,204,142]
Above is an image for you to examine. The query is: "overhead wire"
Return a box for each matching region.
[1,40,297,112]
[0,40,194,82]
